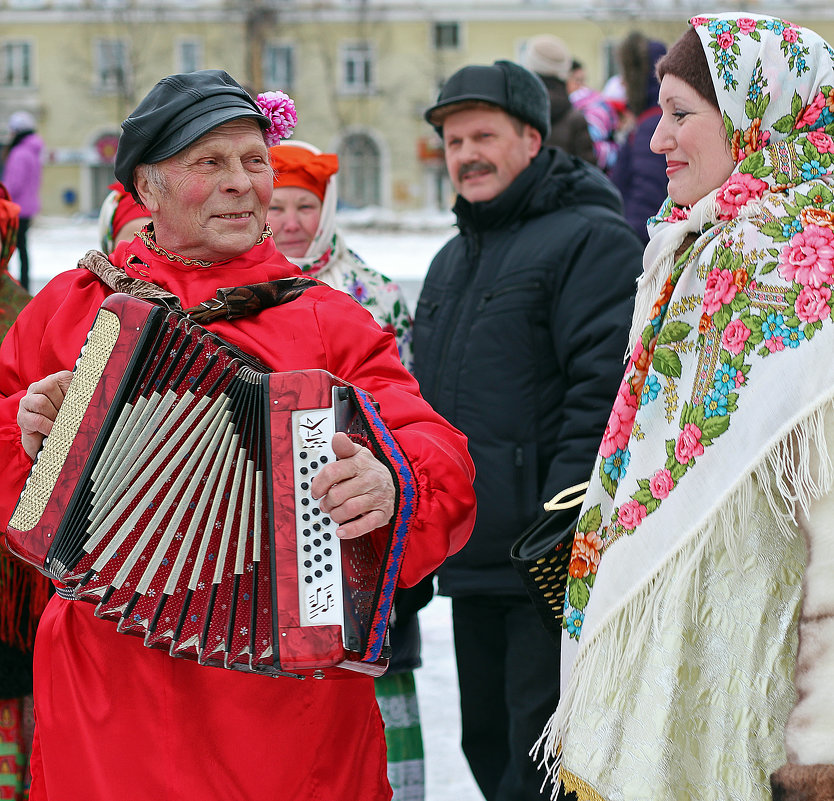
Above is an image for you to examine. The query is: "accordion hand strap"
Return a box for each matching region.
[78,250,318,322]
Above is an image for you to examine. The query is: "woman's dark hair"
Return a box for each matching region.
[655,26,719,109]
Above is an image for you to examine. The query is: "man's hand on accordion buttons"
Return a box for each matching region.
[17,370,74,460]
[311,432,395,540]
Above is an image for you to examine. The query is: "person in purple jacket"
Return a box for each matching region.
[609,33,668,245]
[2,111,43,292]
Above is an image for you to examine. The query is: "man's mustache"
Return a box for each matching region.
[458,161,496,182]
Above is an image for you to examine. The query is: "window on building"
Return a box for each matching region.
[0,41,33,88]
[338,133,381,208]
[94,39,131,94]
[341,42,374,94]
[602,39,619,85]
[177,39,203,74]
[263,43,294,89]
[432,22,460,51]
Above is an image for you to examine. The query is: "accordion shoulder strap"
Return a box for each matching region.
[78,250,181,307]
[183,276,319,323]
[78,249,319,322]
[347,385,418,662]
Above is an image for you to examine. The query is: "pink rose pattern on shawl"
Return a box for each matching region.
[721,318,752,354]
[778,225,834,287]
[807,132,834,153]
[599,381,639,458]
[649,469,675,499]
[564,15,834,637]
[703,268,739,314]
[675,424,705,464]
[795,284,832,323]
[715,173,769,220]
[617,500,648,531]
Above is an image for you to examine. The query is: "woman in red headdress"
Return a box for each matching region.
[269,141,427,801]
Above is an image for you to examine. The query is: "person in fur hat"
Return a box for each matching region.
[523,36,596,166]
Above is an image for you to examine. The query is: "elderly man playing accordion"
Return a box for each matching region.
[0,70,476,801]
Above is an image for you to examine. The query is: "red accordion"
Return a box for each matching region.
[6,293,416,678]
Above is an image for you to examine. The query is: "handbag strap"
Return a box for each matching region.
[543,480,590,512]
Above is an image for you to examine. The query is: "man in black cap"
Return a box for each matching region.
[0,69,476,801]
[412,59,644,800]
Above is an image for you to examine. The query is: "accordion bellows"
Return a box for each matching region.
[7,293,416,678]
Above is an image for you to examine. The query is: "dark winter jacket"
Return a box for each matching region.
[413,147,644,597]
[611,36,669,244]
[539,75,596,166]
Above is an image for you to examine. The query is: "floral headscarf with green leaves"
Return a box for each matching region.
[542,14,834,796]
[649,13,834,231]
[559,8,834,645]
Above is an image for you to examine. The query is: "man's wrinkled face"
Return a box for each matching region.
[135,119,273,262]
[442,106,541,204]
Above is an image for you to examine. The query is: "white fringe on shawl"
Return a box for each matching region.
[535,396,834,799]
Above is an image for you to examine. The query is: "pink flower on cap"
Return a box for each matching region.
[256,91,298,146]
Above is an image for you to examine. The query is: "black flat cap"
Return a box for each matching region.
[425,60,551,139]
[115,69,270,194]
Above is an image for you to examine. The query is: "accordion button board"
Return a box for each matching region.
[292,410,342,627]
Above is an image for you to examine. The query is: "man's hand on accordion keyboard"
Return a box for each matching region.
[17,370,74,460]
[311,432,396,540]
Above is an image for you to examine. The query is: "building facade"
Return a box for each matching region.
[2,0,833,216]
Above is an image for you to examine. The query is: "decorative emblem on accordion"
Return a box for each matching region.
[6,293,417,678]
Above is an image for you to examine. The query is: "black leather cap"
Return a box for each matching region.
[115,70,269,194]
[424,60,550,139]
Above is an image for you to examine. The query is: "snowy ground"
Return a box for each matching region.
[15,213,484,801]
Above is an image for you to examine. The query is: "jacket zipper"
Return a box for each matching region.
[434,235,482,397]
[476,281,544,312]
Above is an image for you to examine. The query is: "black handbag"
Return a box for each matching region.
[510,481,589,644]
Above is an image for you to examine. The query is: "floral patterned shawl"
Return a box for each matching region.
[541,13,834,799]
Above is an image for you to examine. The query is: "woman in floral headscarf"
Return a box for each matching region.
[268,141,413,370]
[538,13,834,801]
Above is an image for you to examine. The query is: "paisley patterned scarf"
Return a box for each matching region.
[540,13,834,799]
